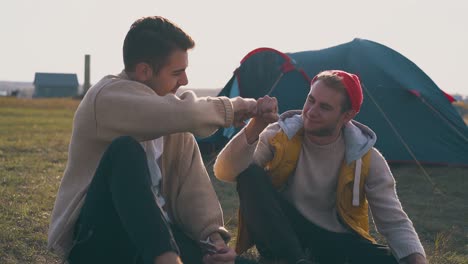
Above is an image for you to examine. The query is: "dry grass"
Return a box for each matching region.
[0,97,467,263]
[0,97,80,110]
[0,97,78,263]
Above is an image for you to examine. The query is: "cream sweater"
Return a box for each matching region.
[214,122,426,260]
[48,71,233,258]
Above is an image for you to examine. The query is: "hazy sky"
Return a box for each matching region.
[1,0,467,95]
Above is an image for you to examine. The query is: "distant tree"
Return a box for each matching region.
[452,93,464,101]
[11,89,19,97]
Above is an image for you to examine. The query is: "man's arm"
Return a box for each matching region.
[214,96,279,182]
[94,79,256,141]
[365,148,426,263]
[400,253,427,264]
[201,232,236,264]
[245,96,279,144]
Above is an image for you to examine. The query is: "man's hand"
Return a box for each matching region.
[230,97,257,128]
[201,234,236,264]
[255,95,279,125]
[245,96,279,144]
[400,253,427,264]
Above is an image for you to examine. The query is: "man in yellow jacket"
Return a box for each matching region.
[214,70,427,264]
[48,16,257,264]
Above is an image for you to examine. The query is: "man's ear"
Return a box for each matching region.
[133,62,153,82]
[343,109,357,123]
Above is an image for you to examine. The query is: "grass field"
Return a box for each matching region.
[0,97,467,263]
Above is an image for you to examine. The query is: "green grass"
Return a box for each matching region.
[1,97,467,263]
[0,97,79,263]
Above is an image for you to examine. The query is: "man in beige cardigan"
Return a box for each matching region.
[48,16,256,264]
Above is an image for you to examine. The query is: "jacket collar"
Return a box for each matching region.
[277,110,376,164]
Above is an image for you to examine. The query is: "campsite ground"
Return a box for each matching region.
[0,97,467,264]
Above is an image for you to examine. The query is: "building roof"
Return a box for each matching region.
[33,72,79,88]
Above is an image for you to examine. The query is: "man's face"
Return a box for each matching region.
[302,80,350,137]
[145,49,189,96]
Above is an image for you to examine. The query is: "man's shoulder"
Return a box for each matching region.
[87,74,152,97]
[102,76,151,93]
[369,147,387,162]
[82,76,155,109]
[366,147,394,185]
[260,112,303,144]
[260,122,282,142]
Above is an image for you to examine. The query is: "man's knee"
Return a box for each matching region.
[109,135,139,149]
[237,164,268,185]
[107,136,144,157]
[237,164,273,196]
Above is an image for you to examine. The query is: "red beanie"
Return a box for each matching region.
[311,70,363,113]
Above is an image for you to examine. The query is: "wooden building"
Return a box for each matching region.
[33,72,78,98]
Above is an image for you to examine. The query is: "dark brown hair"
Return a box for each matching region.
[123,16,195,73]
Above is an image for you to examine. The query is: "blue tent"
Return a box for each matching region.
[198,38,468,166]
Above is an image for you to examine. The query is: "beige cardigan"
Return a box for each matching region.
[48,71,233,258]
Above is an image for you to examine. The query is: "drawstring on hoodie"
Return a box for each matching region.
[352,158,362,206]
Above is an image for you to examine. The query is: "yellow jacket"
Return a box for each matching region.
[236,128,375,254]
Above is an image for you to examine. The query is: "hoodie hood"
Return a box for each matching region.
[277,110,377,164]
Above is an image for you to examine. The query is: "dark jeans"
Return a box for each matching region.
[237,165,398,264]
[68,136,204,264]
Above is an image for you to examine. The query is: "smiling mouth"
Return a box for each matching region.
[304,116,320,123]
